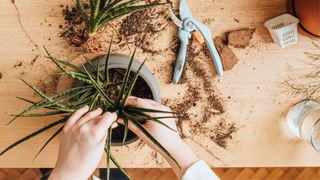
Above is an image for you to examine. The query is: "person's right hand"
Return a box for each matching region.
[121,97,199,178]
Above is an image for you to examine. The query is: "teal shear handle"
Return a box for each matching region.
[168,0,224,84]
[173,29,191,84]
[192,19,224,80]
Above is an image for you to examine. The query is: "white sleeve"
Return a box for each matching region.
[181,160,220,180]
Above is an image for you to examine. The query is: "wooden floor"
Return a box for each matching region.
[1,168,320,180]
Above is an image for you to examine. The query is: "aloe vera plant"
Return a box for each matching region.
[0,44,179,179]
[76,0,163,35]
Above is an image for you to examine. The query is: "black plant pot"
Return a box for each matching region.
[73,54,161,146]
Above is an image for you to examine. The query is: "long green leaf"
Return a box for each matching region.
[0,117,68,156]
[56,59,86,74]
[105,38,112,82]
[91,0,101,27]
[34,86,91,110]
[60,71,92,84]
[72,90,93,106]
[44,47,92,84]
[110,153,131,179]
[8,86,91,125]
[89,0,96,18]
[117,49,136,103]
[89,93,99,110]
[98,0,124,17]
[83,66,116,108]
[14,111,67,118]
[106,82,124,88]
[110,0,144,12]
[21,79,53,102]
[76,0,90,28]
[129,118,181,169]
[96,58,101,83]
[83,54,98,71]
[33,125,64,160]
[16,97,36,104]
[123,111,176,132]
[119,111,129,146]
[106,127,112,180]
[96,0,143,21]
[125,106,175,114]
[122,59,145,105]
[21,79,70,112]
[38,88,92,108]
[82,54,104,80]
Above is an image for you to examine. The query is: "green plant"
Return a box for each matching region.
[0,44,179,179]
[76,0,163,35]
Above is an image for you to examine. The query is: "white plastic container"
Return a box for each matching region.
[264,13,299,48]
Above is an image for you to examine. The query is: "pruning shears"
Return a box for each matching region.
[167,0,224,84]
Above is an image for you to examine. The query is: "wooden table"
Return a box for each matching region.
[0,0,319,168]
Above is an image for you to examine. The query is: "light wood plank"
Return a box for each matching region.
[0,0,319,168]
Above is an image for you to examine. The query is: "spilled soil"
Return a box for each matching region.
[58,0,170,54]
[59,4,88,47]
[210,119,238,148]
[162,42,230,143]
[118,4,169,54]
[13,61,23,68]
[37,73,60,95]
[190,119,238,149]
[161,27,248,148]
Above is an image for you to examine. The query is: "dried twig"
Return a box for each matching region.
[284,42,320,100]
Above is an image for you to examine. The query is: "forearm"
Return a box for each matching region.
[49,169,85,180]
[152,139,199,179]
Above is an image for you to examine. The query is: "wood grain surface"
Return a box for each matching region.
[0,0,320,168]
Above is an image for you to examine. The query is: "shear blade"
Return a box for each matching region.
[179,0,193,20]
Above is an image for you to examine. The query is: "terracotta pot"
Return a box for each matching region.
[294,0,320,37]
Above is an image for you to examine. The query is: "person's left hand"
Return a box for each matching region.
[49,106,118,180]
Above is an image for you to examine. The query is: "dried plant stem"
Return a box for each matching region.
[284,47,320,100]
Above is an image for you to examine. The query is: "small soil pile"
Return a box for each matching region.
[13,61,23,68]
[59,5,88,47]
[118,2,169,54]
[37,74,60,95]
[30,55,39,66]
[190,119,238,149]
[227,28,255,48]
[210,119,238,148]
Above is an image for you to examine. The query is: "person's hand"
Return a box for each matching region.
[49,106,117,180]
[122,97,199,178]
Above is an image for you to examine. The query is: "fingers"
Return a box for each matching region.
[117,118,140,136]
[126,96,170,111]
[111,122,118,129]
[89,112,118,141]
[76,108,103,125]
[97,112,118,128]
[65,105,89,128]
[126,96,157,108]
